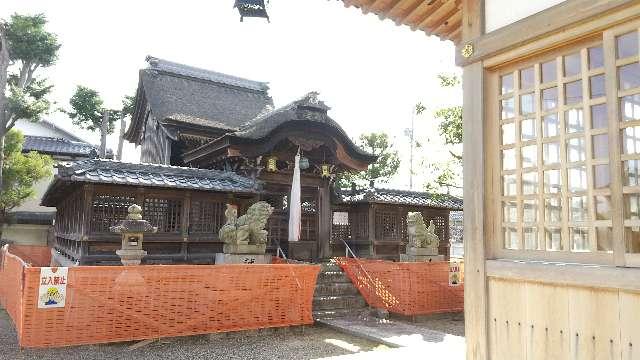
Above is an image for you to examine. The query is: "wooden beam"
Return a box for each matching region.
[455,0,638,66]
[433,8,462,38]
[407,0,445,29]
[415,0,459,32]
[387,0,419,19]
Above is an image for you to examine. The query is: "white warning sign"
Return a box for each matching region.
[38,267,68,309]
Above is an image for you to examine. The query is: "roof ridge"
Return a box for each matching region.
[145,55,270,93]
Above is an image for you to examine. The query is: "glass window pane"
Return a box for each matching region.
[567,137,586,162]
[588,46,604,69]
[501,73,514,94]
[520,93,535,115]
[624,160,640,186]
[521,118,536,140]
[501,98,515,119]
[503,174,517,196]
[503,201,518,223]
[590,74,605,98]
[522,145,537,168]
[503,149,516,170]
[570,227,590,252]
[625,193,640,220]
[596,227,613,252]
[545,197,562,223]
[564,53,581,77]
[542,87,558,110]
[592,134,609,159]
[544,169,561,194]
[591,104,607,129]
[568,166,587,192]
[504,227,519,249]
[523,199,538,223]
[546,227,562,251]
[621,94,640,122]
[502,123,516,144]
[565,80,583,105]
[522,172,538,195]
[543,114,559,137]
[594,164,610,189]
[622,126,640,154]
[524,227,539,250]
[625,227,640,253]
[566,108,583,133]
[570,196,588,222]
[520,67,534,89]
[543,142,560,165]
[618,62,640,91]
[617,31,639,59]
[542,60,557,83]
[595,195,611,220]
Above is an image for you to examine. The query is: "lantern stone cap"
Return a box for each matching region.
[109,204,158,234]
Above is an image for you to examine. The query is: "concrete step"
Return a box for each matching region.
[317,271,351,284]
[314,282,360,297]
[313,308,365,320]
[313,295,367,311]
[320,262,341,272]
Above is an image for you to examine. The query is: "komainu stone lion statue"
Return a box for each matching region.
[406,212,440,254]
[219,202,274,245]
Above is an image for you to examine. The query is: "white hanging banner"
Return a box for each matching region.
[38,267,68,308]
[288,149,302,242]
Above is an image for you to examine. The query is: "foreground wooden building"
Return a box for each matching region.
[342,0,640,359]
[44,57,461,265]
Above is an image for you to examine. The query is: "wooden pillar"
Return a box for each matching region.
[181,191,191,262]
[317,182,332,260]
[79,184,94,265]
[459,1,487,359]
[368,204,376,257]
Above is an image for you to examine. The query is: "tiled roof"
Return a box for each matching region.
[336,187,463,211]
[41,159,262,206]
[23,135,98,158]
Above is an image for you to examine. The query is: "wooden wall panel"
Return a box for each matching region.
[524,283,570,360]
[619,292,640,360]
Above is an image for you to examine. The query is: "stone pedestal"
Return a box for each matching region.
[215,253,272,264]
[222,243,266,254]
[115,249,148,266]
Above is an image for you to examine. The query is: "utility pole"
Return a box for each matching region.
[99,110,109,158]
[116,117,125,160]
[409,109,415,190]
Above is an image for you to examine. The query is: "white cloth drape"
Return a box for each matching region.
[288,150,302,242]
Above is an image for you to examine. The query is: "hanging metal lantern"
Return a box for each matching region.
[299,156,310,170]
[321,164,331,178]
[267,156,278,172]
[234,0,270,22]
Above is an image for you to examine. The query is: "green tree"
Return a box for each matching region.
[0,129,53,239]
[424,73,463,194]
[0,14,60,195]
[337,132,401,188]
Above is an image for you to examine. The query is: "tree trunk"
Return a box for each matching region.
[116,116,125,160]
[0,25,11,194]
[99,111,109,158]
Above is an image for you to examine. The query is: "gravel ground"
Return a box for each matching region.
[0,309,387,360]
[409,312,465,337]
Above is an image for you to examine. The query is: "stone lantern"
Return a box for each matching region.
[110,204,157,266]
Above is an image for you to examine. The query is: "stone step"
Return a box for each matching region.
[314,282,360,297]
[317,271,351,284]
[313,295,367,311]
[320,262,341,272]
[313,308,365,320]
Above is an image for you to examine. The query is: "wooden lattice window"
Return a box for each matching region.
[189,200,224,234]
[90,194,135,233]
[491,21,640,265]
[376,210,402,241]
[332,211,350,243]
[143,197,183,233]
[350,211,369,240]
[423,213,448,243]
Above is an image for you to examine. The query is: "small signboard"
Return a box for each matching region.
[449,262,463,286]
[38,267,68,309]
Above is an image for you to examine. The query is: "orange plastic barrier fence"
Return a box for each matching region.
[336,257,464,316]
[0,247,26,335]
[1,246,320,348]
[8,245,51,267]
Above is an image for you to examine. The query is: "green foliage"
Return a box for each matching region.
[121,94,136,119]
[337,132,400,188]
[437,73,460,87]
[0,129,53,215]
[66,85,116,134]
[433,106,463,152]
[5,13,60,66]
[6,83,51,121]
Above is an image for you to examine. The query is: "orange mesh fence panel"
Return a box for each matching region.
[336,257,463,316]
[0,246,26,337]
[8,245,51,267]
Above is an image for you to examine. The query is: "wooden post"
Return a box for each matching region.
[317,182,332,260]
[79,184,94,265]
[461,1,488,360]
[368,204,376,257]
